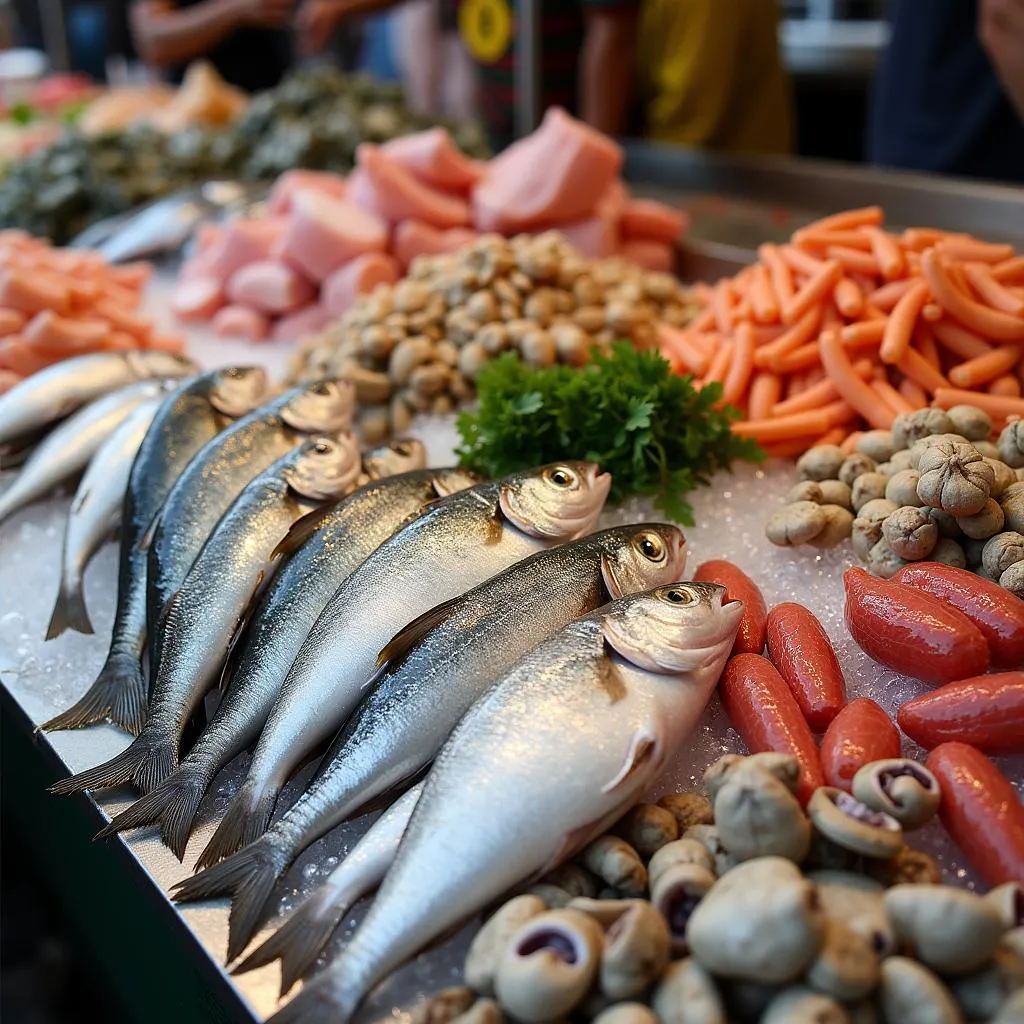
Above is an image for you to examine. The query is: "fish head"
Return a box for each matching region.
[281,379,356,434]
[208,366,270,416]
[285,432,363,500]
[498,461,611,541]
[363,437,427,479]
[601,583,744,676]
[598,523,687,599]
[127,350,197,379]
[431,467,487,497]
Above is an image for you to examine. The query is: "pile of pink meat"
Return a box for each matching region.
[171,108,687,342]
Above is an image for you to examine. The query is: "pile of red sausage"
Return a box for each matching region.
[693,559,1024,888]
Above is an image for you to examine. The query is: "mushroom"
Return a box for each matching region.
[819,479,854,509]
[797,445,847,482]
[806,920,880,1002]
[542,864,598,900]
[650,862,716,952]
[851,760,941,830]
[917,439,995,515]
[866,847,942,887]
[648,839,716,886]
[581,836,647,897]
[787,481,826,504]
[599,900,672,999]
[993,990,1024,1024]
[882,506,938,560]
[867,537,909,579]
[494,909,604,1022]
[885,469,924,508]
[924,505,962,538]
[707,758,810,863]
[946,404,993,442]
[957,496,1005,539]
[650,958,727,1024]
[809,870,896,959]
[411,987,477,1024]
[947,945,1024,1022]
[808,505,855,549]
[747,752,804,792]
[616,803,679,856]
[885,884,1007,975]
[986,457,1018,499]
[892,408,954,450]
[526,884,573,908]
[985,882,1024,930]
[839,454,876,487]
[976,439,1001,460]
[998,420,1024,468]
[759,986,849,1024]
[465,895,547,996]
[888,449,916,473]
[568,898,637,928]
[878,957,961,1024]
[983,531,1024,579]
[931,538,967,568]
[857,430,896,463]
[685,857,825,984]
[851,473,889,512]
[682,824,737,877]
[591,1003,658,1024]
[907,434,971,470]
[808,788,903,859]
[1001,483,1024,533]
[766,502,828,547]
[852,499,900,560]
[658,793,714,832]
[1001,559,1024,598]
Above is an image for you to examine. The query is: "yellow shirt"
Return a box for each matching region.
[637,0,793,155]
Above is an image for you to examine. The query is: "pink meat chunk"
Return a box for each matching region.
[171,277,224,321]
[620,239,675,272]
[547,215,620,260]
[189,218,288,286]
[211,304,270,340]
[267,170,348,216]
[272,304,331,342]
[381,128,485,192]
[226,260,316,315]
[393,221,477,268]
[322,252,401,318]
[620,199,687,244]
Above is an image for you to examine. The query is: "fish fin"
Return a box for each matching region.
[41,649,148,736]
[601,724,663,796]
[271,502,338,560]
[46,580,94,639]
[266,954,371,1024]
[217,571,265,692]
[373,595,464,670]
[173,835,290,963]
[49,721,177,795]
[194,777,279,872]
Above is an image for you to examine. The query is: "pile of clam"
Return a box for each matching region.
[766,408,1024,595]
[410,753,1023,1024]
[291,232,698,442]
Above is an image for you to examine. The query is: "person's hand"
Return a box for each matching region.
[233,0,296,29]
[979,0,1024,119]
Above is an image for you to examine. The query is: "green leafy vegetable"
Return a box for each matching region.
[9,103,38,126]
[456,343,764,525]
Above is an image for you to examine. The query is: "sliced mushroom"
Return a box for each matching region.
[809,870,895,960]
[985,883,1024,930]
[650,957,727,1024]
[465,895,547,996]
[599,900,672,999]
[851,759,941,830]
[682,824,737,877]
[760,986,849,1024]
[808,788,903,859]
[878,957,962,1024]
[648,839,716,887]
[616,803,679,856]
[581,836,647,897]
[806,920,880,1002]
[650,862,716,953]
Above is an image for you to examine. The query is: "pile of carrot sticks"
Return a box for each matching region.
[658,207,1024,458]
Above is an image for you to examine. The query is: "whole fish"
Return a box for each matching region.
[145,378,355,681]
[52,434,363,797]
[47,396,165,640]
[42,366,270,736]
[0,350,195,451]
[237,782,423,997]
[99,457,480,858]
[0,379,177,526]
[184,463,611,880]
[179,523,686,960]
[267,583,743,1024]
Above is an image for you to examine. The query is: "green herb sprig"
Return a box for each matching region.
[456,343,764,525]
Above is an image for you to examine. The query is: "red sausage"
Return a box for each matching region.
[719,653,825,804]
[898,672,1024,755]
[766,603,847,730]
[926,742,1024,887]
[893,562,1024,669]
[843,567,989,685]
[820,697,901,792]
[694,560,767,655]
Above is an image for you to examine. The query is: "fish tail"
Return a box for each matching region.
[194,778,278,872]
[42,649,148,736]
[266,950,375,1024]
[172,835,289,963]
[49,722,176,796]
[46,580,94,639]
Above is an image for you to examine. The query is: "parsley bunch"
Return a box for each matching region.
[456,343,764,525]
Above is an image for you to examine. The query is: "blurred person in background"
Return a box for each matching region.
[871,0,1024,182]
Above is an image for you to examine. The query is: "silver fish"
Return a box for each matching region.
[46,396,165,639]
[268,583,743,1024]
[236,781,423,996]
[42,367,269,736]
[186,524,686,962]
[0,350,195,452]
[52,434,363,797]
[0,379,177,526]
[146,378,355,681]
[179,463,610,886]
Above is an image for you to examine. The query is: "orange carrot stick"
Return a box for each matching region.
[783,259,843,324]
[880,279,930,364]
[962,262,1024,316]
[859,303,888,322]
[773,341,823,374]
[922,302,944,322]
[896,345,950,394]
[758,243,795,306]
[754,306,822,368]
[704,339,734,386]
[871,377,917,415]
[772,358,874,417]
[722,323,756,406]
[753,324,788,346]
[748,372,783,420]
[802,206,884,233]
[868,279,917,311]
[749,265,780,324]
[826,246,881,276]
[932,319,994,359]
[932,387,1024,419]
[820,328,895,429]
[863,227,906,280]
[781,245,826,277]
[793,229,873,251]
[732,407,834,441]
[833,278,864,318]
[923,250,1024,341]
[991,256,1024,283]
[711,281,735,335]
[657,324,711,376]
[732,298,753,324]
[989,374,1022,397]
[901,228,964,250]
[948,347,1022,388]
[899,379,928,408]
[841,320,887,346]
[914,323,942,368]
[689,306,716,333]
[935,238,1015,264]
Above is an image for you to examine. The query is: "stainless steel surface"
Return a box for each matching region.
[514,0,541,137]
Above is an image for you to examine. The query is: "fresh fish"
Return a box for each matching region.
[180,463,610,888]
[99,459,479,858]
[183,523,686,960]
[0,350,195,452]
[46,396,164,640]
[42,367,269,736]
[236,782,423,997]
[268,583,743,1024]
[0,380,177,526]
[145,379,355,682]
[52,434,363,797]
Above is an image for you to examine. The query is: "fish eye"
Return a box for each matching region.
[663,587,696,605]
[392,441,412,456]
[310,382,331,396]
[636,532,665,562]
[313,440,332,455]
[225,367,242,378]
[544,466,576,488]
